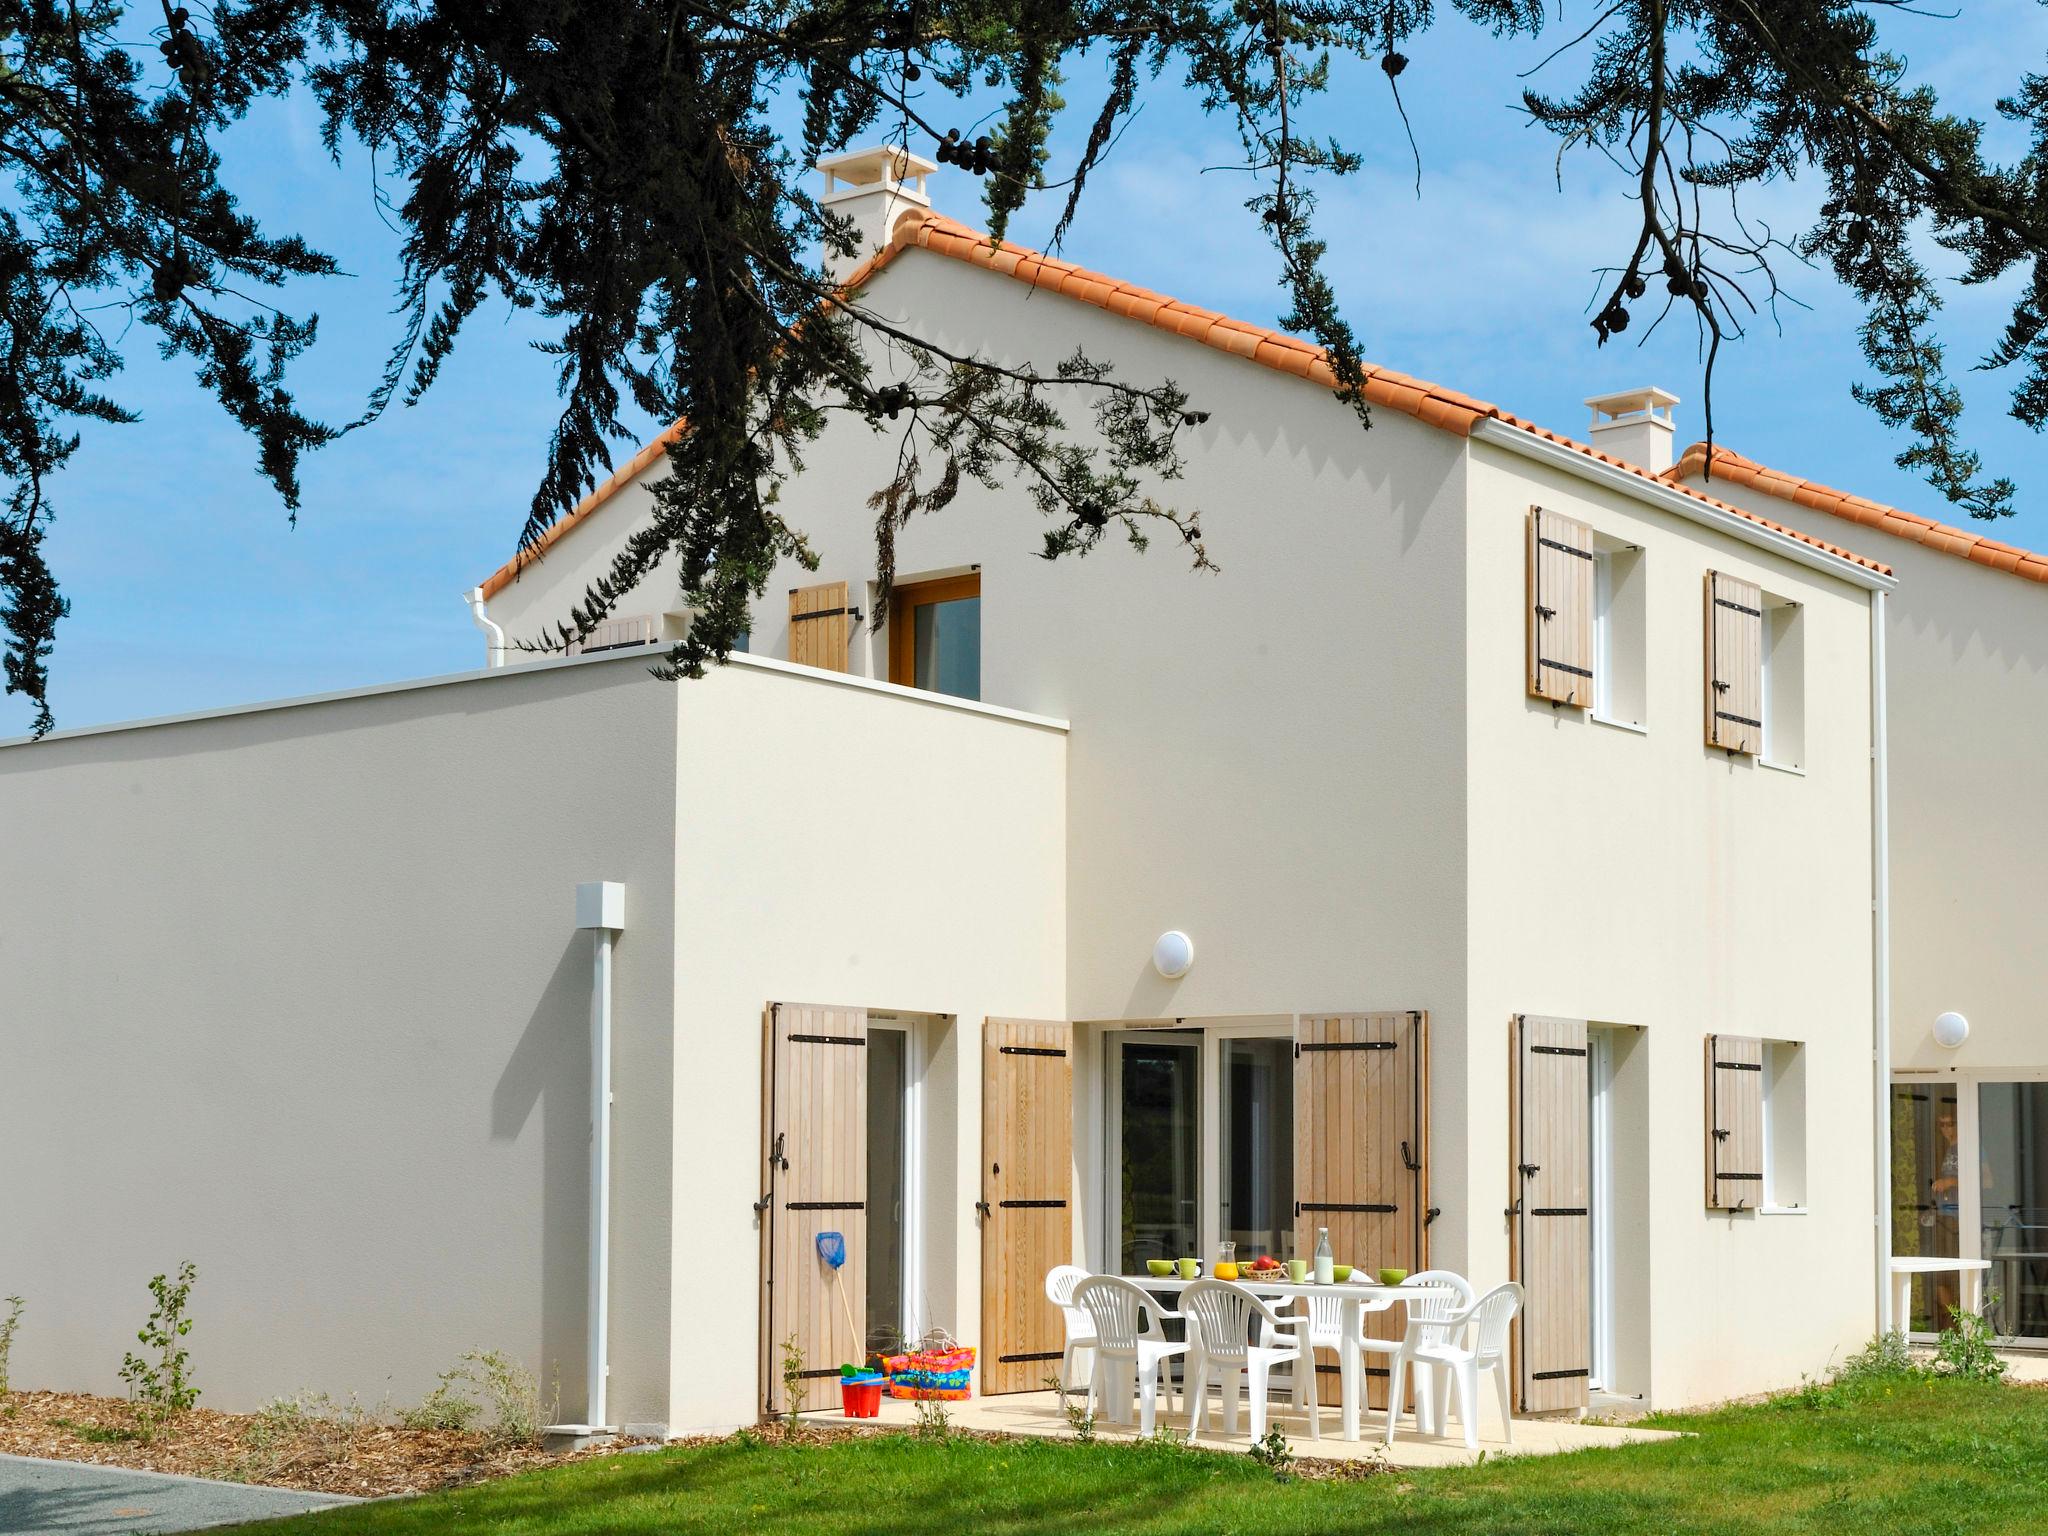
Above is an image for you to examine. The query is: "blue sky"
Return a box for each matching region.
[10,4,2048,737]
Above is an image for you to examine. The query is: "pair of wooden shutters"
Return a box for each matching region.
[1293,1012,1430,1409]
[1526,507,1596,707]
[788,580,852,672]
[1705,1035,1765,1209]
[1508,1015,1591,1414]
[1705,571,1764,754]
[759,1004,868,1417]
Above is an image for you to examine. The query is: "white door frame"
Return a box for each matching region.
[1588,1028,1617,1392]
[866,1016,926,1346]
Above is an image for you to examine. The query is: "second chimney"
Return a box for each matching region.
[1585,386,1679,473]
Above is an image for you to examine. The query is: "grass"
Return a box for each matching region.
[223,1375,2048,1535]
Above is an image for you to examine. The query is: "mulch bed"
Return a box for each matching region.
[0,1390,648,1498]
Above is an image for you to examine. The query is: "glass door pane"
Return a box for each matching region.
[866,1028,908,1354]
[1891,1082,1960,1331]
[1979,1081,2048,1340]
[1118,1037,1200,1272]
[1220,1037,1294,1261]
[914,596,980,700]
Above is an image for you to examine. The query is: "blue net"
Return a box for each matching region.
[816,1230,847,1269]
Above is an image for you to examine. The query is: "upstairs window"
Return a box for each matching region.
[1592,539,1646,729]
[889,572,980,700]
[1761,598,1805,769]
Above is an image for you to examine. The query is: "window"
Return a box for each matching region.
[1762,1041,1807,1210]
[1592,541,1646,728]
[1761,599,1805,769]
[888,572,980,700]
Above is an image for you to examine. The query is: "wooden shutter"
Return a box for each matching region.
[980,1019,1073,1395]
[1706,1034,1765,1209]
[1527,507,1595,707]
[1705,571,1764,753]
[1293,1011,1429,1409]
[760,1002,867,1417]
[567,613,656,655]
[788,580,852,672]
[1508,1014,1590,1414]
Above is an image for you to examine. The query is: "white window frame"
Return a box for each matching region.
[1593,551,1615,720]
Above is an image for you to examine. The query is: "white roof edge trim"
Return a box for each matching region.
[0,645,1069,751]
[1472,418,1897,593]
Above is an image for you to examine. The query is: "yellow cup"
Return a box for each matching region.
[1176,1257,1199,1280]
[1286,1259,1308,1282]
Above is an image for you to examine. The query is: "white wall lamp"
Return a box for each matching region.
[1152,930,1195,980]
[574,880,625,1436]
[1933,1010,1970,1050]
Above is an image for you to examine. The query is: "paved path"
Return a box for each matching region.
[0,1452,355,1535]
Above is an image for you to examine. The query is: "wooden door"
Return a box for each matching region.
[760,1002,867,1417]
[1508,1013,1591,1414]
[980,1018,1074,1395]
[1293,1011,1429,1409]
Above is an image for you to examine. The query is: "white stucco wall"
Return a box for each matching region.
[1468,441,1879,1407]
[484,245,1476,1271]
[1675,472,2048,1079]
[0,656,681,1426]
[655,656,1068,1432]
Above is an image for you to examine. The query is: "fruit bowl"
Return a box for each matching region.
[1378,1267,1409,1286]
[1145,1259,1176,1277]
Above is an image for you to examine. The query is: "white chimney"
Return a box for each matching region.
[816,146,937,282]
[1585,387,1679,473]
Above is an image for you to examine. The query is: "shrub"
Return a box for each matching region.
[779,1335,804,1432]
[239,1391,371,1478]
[118,1263,199,1436]
[404,1351,546,1447]
[0,1296,23,1397]
[1249,1424,1295,1478]
[1834,1328,1920,1386]
[1934,1296,2008,1382]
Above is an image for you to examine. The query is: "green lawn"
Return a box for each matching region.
[230,1376,2048,1535]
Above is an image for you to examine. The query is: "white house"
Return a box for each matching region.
[10,144,2023,1440]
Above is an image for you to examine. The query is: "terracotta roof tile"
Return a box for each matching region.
[478,213,1888,597]
[1669,442,2048,589]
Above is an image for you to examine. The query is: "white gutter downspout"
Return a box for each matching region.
[465,586,507,669]
[574,881,626,1432]
[1871,590,1894,1334]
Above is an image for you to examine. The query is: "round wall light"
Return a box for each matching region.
[1934,1011,1970,1050]
[1152,930,1195,980]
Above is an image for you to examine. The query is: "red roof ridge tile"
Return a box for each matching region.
[1667,442,2047,589]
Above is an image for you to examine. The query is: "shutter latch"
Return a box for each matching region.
[974,1200,992,1219]
[1713,1128,1729,1142]
[1535,604,1555,621]
[1518,1162,1541,1178]
[1401,1140,1421,1172]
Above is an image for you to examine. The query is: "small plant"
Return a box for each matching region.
[1047,1374,1095,1443]
[53,1416,140,1444]
[404,1352,546,1446]
[911,1395,952,1440]
[118,1262,199,1437]
[238,1391,371,1478]
[779,1334,805,1431]
[1833,1329,1921,1386]
[0,1296,23,1397]
[1934,1296,2008,1382]
[1249,1423,1295,1478]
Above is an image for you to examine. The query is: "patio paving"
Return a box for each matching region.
[808,1387,1681,1467]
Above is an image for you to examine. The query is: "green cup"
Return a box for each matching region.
[1286,1258,1308,1283]
[1176,1257,1199,1280]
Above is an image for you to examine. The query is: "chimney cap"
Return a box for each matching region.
[1585,385,1679,425]
[816,145,938,200]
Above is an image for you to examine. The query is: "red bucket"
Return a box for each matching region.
[840,1378,883,1418]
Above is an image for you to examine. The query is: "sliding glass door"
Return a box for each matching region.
[1979,1081,2048,1341]
[1107,1023,1296,1273]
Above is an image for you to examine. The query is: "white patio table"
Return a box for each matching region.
[1119,1273,1451,1441]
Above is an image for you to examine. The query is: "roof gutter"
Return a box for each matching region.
[1472,419,1897,592]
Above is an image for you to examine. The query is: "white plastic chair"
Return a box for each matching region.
[1394,1269,1476,1435]
[1385,1281,1521,1449]
[1045,1264,1096,1395]
[1073,1275,1186,1435]
[1181,1279,1321,1443]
